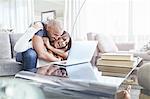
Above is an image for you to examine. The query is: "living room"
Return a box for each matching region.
[0,0,150,99]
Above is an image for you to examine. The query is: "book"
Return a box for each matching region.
[97,57,143,77]
[101,53,134,61]
[96,58,136,68]
[102,72,127,77]
[97,65,132,74]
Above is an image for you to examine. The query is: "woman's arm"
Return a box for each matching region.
[47,45,69,59]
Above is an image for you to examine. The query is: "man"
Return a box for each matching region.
[15,19,71,72]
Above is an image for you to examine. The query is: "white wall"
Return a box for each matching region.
[34,0,65,21]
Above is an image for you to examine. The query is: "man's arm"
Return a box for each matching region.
[43,37,68,59]
[32,35,61,62]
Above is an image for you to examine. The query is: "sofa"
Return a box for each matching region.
[87,32,150,64]
[0,33,23,76]
[87,32,135,65]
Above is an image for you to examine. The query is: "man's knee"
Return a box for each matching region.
[23,48,37,59]
[22,49,37,71]
[16,53,23,62]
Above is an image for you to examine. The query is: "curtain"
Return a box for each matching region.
[0,0,11,32]
[132,0,150,49]
[64,0,150,49]
[0,0,34,33]
[74,0,150,49]
[64,0,87,40]
[85,0,129,42]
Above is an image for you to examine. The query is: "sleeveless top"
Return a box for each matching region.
[35,22,48,37]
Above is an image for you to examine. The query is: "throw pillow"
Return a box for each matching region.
[95,34,118,52]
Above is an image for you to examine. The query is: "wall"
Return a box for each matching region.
[34,0,65,21]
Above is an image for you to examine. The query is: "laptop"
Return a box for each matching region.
[53,41,98,66]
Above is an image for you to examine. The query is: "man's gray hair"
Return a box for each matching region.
[46,19,64,31]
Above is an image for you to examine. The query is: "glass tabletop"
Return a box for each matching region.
[14,58,142,99]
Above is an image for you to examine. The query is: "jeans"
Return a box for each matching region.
[16,48,37,72]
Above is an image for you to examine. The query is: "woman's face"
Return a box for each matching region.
[52,33,70,49]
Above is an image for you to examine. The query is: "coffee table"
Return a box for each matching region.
[15,57,142,99]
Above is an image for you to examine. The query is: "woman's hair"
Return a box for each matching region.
[49,31,72,51]
[61,31,72,51]
[66,34,72,51]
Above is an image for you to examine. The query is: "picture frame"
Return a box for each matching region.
[41,10,56,22]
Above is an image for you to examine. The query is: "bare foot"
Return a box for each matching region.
[116,85,131,99]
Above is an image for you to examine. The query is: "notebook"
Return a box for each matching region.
[53,41,98,66]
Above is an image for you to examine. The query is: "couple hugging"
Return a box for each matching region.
[14,19,71,77]
[14,19,131,99]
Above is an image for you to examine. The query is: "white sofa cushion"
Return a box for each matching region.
[95,34,118,53]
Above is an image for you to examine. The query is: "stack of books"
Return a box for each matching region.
[96,53,137,77]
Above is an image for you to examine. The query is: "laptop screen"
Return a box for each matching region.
[66,41,98,64]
